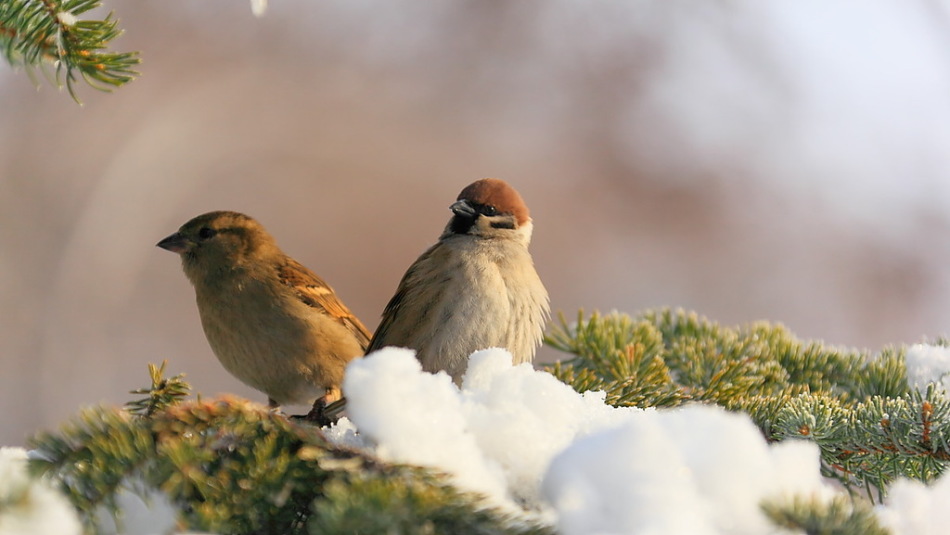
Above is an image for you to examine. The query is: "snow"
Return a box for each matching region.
[331,347,512,502]
[544,408,829,535]
[905,343,950,393]
[91,483,178,535]
[328,347,835,532]
[877,475,950,535]
[55,11,77,27]
[330,346,950,534]
[11,344,950,533]
[0,447,81,535]
[329,348,634,512]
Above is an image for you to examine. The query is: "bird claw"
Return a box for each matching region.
[288,397,339,427]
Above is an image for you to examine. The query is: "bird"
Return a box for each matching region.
[156,210,370,425]
[367,178,550,383]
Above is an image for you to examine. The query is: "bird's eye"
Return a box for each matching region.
[198,227,216,240]
[481,205,498,216]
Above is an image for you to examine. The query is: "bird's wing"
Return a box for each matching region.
[366,242,446,353]
[366,283,408,354]
[277,258,371,349]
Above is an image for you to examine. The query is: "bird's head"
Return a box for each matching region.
[157,211,277,281]
[446,178,532,243]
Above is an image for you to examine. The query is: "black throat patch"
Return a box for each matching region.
[450,213,477,234]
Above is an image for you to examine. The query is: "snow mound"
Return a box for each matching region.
[543,405,830,534]
[878,475,950,535]
[328,347,834,531]
[905,343,950,393]
[0,447,81,535]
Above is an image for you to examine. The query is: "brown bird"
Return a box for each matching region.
[367,178,550,383]
[157,211,369,425]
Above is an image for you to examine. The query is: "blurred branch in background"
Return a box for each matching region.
[0,0,139,102]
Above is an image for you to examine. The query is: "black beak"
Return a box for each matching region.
[156,232,190,253]
[450,200,477,219]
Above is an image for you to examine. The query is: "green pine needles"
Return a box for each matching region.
[0,0,139,101]
[545,308,950,531]
[124,361,190,418]
[25,308,950,534]
[28,363,551,535]
[761,494,889,535]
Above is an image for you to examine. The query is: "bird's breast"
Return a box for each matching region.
[408,239,548,379]
[194,277,324,404]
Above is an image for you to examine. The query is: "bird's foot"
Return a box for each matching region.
[289,397,340,427]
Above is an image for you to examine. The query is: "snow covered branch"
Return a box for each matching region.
[15,308,950,534]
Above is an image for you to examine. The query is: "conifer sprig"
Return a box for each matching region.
[544,308,948,499]
[28,362,552,535]
[761,495,889,535]
[23,309,950,533]
[0,0,139,102]
[124,360,190,417]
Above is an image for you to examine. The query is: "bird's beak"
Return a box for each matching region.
[156,232,191,253]
[450,200,477,219]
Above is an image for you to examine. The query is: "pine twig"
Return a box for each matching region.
[0,0,140,102]
[124,360,190,417]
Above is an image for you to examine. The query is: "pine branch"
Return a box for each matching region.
[761,494,889,535]
[28,362,552,535]
[545,310,687,407]
[311,475,552,535]
[772,388,950,494]
[124,360,190,417]
[544,308,943,501]
[0,0,139,102]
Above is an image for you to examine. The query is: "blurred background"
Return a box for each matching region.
[4,0,950,446]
